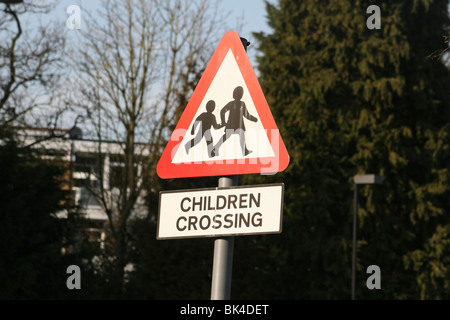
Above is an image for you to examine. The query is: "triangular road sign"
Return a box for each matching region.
[157,30,289,179]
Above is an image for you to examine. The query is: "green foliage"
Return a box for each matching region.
[404,225,450,299]
[126,218,213,299]
[0,129,70,299]
[247,0,450,299]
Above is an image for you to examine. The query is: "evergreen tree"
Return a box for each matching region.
[0,129,70,299]
[248,0,450,299]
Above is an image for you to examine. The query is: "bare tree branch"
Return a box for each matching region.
[0,1,66,127]
[68,0,229,291]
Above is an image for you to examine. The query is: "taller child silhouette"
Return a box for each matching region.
[213,86,258,157]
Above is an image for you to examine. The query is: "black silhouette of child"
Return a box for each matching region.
[185,100,222,158]
[213,86,258,157]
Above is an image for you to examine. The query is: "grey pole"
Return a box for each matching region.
[352,184,358,300]
[210,175,238,300]
[351,174,382,300]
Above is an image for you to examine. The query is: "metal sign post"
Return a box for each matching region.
[210,38,248,300]
[210,175,238,300]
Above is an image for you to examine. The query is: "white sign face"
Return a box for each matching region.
[171,49,275,164]
[157,183,284,239]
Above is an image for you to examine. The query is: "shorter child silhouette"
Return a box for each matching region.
[185,100,222,158]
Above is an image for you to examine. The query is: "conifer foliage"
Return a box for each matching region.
[253,0,450,298]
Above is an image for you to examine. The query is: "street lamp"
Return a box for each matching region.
[352,174,382,300]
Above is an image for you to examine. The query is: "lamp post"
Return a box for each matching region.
[352,174,382,300]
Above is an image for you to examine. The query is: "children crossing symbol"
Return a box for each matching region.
[157,30,289,179]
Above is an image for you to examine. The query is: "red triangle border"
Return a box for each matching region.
[157,31,289,179]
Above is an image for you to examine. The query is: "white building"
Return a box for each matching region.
[14,126,150,253]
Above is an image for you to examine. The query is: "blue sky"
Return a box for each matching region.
[57,0,274,34]
[224,0,275,63]
[51,0,275,65]
[220,0,273,38]
[25,0,276,128]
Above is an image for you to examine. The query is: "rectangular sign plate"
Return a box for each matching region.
[157,183,284,240]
